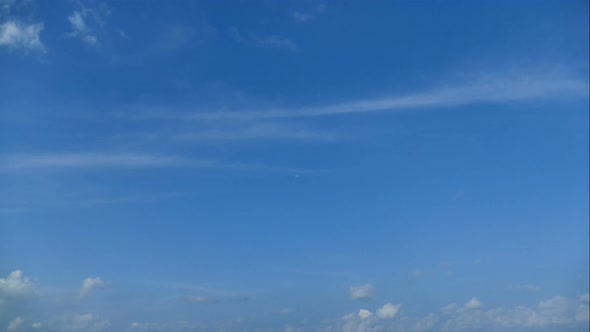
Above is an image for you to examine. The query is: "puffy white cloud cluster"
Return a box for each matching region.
[0,270,35,296]
[0,0,45,52]
[376,303,401,319]
[0,21,44,51]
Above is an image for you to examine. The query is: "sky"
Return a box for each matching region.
[0,0,589,331]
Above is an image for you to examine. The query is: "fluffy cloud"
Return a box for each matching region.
[0,20,45,51]
[464,298,483,309]
[358,309,373,319]
[575,304,589,323]
[7,316,23,331]
[0,270,35,296]
[376,303,400,319]
[415,313,439,332]
[79,277,106,298]
[350,284,375,300]
[0,0,45,52]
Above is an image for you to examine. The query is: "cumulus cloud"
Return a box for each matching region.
[415,313,439,332]
[350,284,375,300]
[575,303,589,323]
[7,316,23,331]
[376,303,401,319]
[0,20,45,51]
[0,0,45,52]
[79,277,106,298]
[0,270,35,296]
[358,309,373,319]
[465,298,483,309]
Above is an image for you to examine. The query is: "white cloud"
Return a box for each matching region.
[227,26,296,51]
[127,320,207,331]
[67,11,98,46]
[358,309,373,319]
[8,316,23,331]
[575,304,589,323]
[376,303,400,319]
[0,153,310,174]
[68,11,87,33]
[524,284,539,292]
[350,284,375,300]
[441,303,458,315]
[580,293,590,302]
[153,68,588,120]
[415,313,439,332]
[284,326,302,332]
[0,270,35,296]
[177,122,340,142]
[0,153,208,170]
[465,298,483,309]
[48,313,110,332]
[32,322,43,329]
[0,21,45,51]
[67,6,106,47]
[79,277,106,298]
[292,4,325,22]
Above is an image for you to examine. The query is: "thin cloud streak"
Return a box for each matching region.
[134,70,588,120]
[177,123,341,142]
[0,153,316,174]
[0,153,202,170]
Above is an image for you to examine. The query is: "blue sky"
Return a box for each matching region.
[0,0,589,331]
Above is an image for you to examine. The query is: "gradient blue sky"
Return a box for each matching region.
[1,1,589,331]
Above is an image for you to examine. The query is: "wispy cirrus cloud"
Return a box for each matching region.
[134,67,588,120]
[0,153,201,171]
[292,4,326,23]
[66,3,111,47]
[227,26,296,51]
[0,152,315,174]
[176,122,341,142]
[67,11,98,46]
